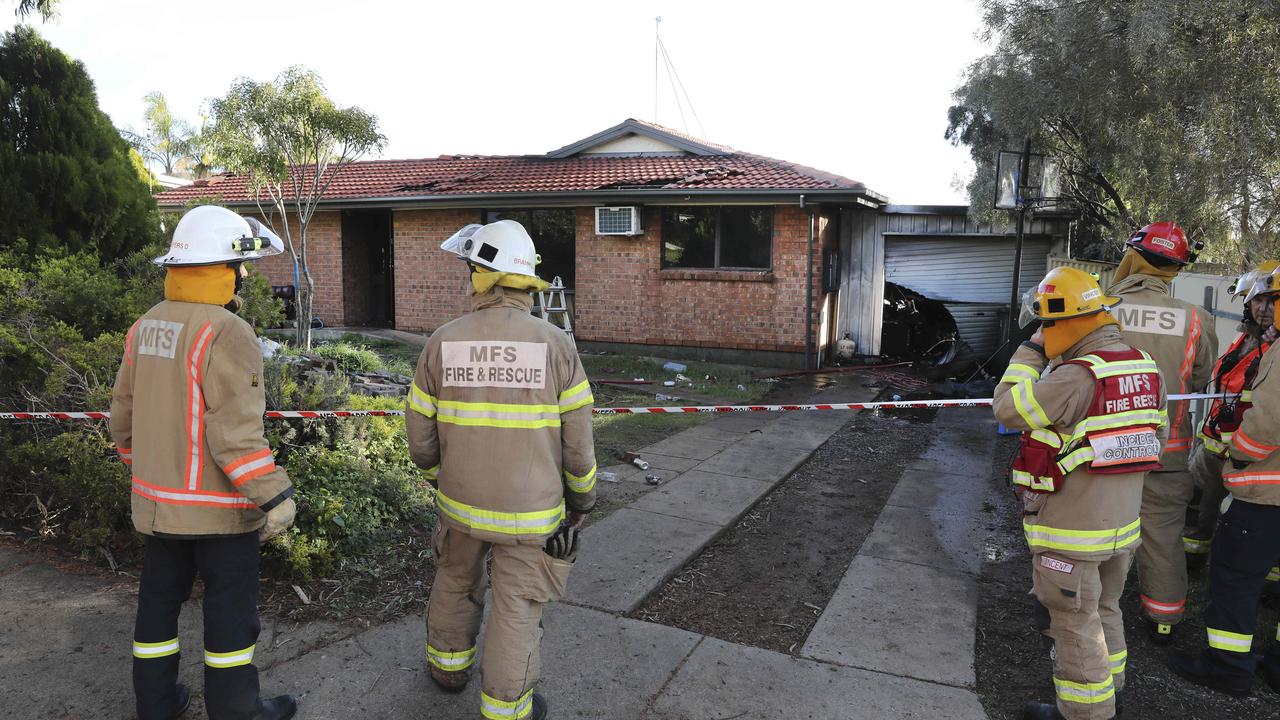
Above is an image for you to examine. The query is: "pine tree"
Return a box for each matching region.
[0,26,159,263]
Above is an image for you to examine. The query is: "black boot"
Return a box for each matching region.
[1168,652,1253,697]
[1022,701,1066,720]
[253,695,298,720]
[1260,656,1280,694]
[429,666,470,694]
[1145,618,1176,645]
[171,683,192,719]
[531,692,548,720]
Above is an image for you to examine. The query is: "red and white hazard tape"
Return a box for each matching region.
[0,393,1231,422]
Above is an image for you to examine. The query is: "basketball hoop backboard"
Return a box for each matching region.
[994,150,1061,210]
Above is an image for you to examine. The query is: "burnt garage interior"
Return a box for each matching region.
[838,205,1068,371]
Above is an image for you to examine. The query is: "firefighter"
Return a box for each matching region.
[996,267,1167,720]
[111,205,298,720]
[1183,262,1278,567]
[1170,264,1280,697]
[1106,222,1217,644]
[407,220,597,720]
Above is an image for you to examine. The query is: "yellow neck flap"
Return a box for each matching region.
[471,267,550,295]
[164,265,235,306]
[1044,311,1118,359]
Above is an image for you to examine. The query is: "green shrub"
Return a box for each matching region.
[265,394,433,579]
[1,427,136,558]
[313,341,384,373]
[238,266,285,334]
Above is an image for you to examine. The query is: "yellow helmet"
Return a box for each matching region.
[1019,266,1121,328]
[1237,260,1280,302]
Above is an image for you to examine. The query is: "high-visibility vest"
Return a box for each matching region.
[1198,333,1269,458]
[1012,349,1166,492]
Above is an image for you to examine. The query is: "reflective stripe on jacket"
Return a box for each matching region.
[406,286,597,544]
[1003,351,1165,490]
[1224,341,1280,505]
[995,325,1167,560]
[1198,331,1268,457]
[110,301,293,536]
[1108,274,1217,469]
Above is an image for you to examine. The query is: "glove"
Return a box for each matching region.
[259,497,296,542]
[543,524,581,563]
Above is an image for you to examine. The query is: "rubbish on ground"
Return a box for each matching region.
[663,361,688,373]
[599,471,620,483]
[753,361,913,380]
[594,379,651,386]
[632,458,651,471]
[258,337,282,358]
[736,384,746,391]
[292,584,311,605]
[892,394,903,401]
[675,374,691,382]
[655,393,681,402]
[645,474,662,486]
[704,374,718,384]
[663,380,676,386]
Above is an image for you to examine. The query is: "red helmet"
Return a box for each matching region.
[1125,221,1198,265]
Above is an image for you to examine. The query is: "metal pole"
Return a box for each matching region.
[804,196,815,370]
[1006,137,1031,343]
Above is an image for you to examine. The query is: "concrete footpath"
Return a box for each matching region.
[0,390,998,719]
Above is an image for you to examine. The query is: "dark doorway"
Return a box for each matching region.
[483,209,576,288]
[341,209,395,327]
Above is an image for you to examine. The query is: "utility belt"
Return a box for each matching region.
[1011,350,1166,493]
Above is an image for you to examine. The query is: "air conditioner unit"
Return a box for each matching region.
[595,206,643,236]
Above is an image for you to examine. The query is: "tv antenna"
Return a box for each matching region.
[653,17,706,137]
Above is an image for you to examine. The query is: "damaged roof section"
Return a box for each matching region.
[155,119,883,207]
[593,165,745,191]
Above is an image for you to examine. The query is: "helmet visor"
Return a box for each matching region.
[440,224,484,258]
[240,217,284,258]
[1244,273,1278,303]
[1018,288,1041,329]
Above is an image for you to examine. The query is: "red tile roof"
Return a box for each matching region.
[156,123,874,207]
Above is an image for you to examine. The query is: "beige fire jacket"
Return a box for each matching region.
[1109,274,1216,469]
[994,325,1167,561]
[406,286,597,545]
[1225,340,1280,506]
[110,301,293,536]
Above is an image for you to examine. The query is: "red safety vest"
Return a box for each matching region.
[1199,332,1269,458]
[1011,349,1166,493]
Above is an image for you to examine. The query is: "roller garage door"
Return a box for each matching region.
[883,235,1051,358]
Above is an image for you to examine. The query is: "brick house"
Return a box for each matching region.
[156,119,888,368]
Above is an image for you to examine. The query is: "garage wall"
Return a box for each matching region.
[839,206,1069,357]
[885,236,1052,303]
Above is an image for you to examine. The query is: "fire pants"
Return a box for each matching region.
[133,533,262,720]
[1136,468,1196,624]
[1183,446,1228,559]
[1202,499,1280,679]
[1032,548,1132,720]
[426,523,572,720]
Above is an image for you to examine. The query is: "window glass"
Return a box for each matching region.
[483,209,576,286]
[718,207,772,269]
[662,207,716,268]
[660,206,772,270]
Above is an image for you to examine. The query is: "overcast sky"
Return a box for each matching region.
[13,0,990,205]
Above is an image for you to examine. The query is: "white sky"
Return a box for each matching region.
[14,0,990,205]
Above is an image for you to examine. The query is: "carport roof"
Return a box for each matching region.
[154,119,886,208]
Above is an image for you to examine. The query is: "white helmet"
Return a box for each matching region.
[154,205,285,267]
[440,220,540,277]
